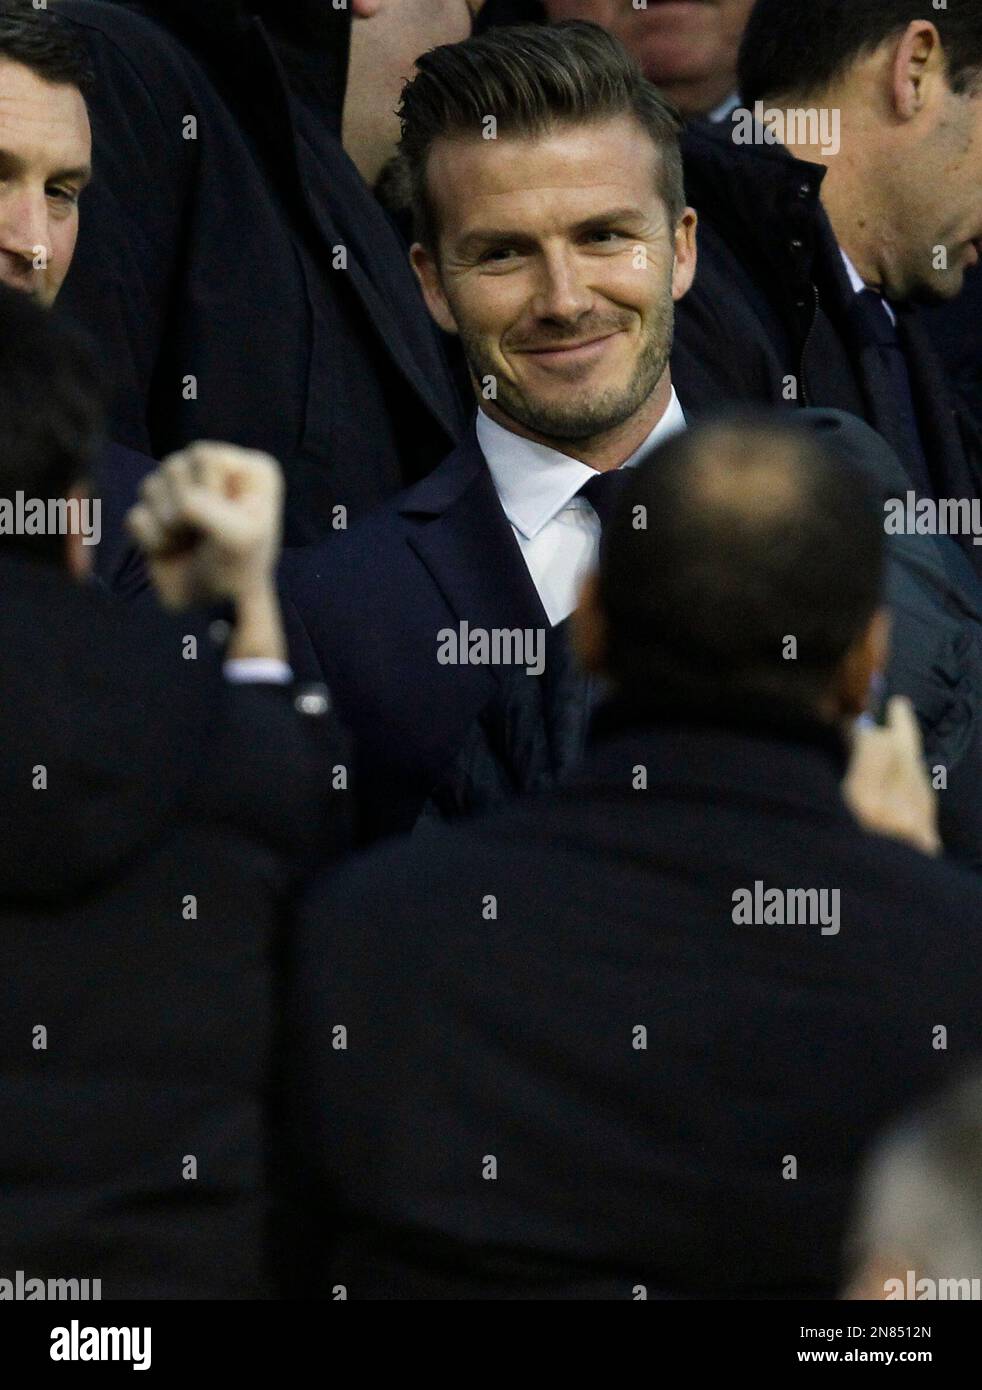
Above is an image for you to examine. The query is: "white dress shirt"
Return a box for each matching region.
[477,389,687,625]
[708,92,741,123]
[840,247,896,326]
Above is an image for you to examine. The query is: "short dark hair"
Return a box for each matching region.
[398,21,685,248]
[0,0,95,96]
[739,0,982,106]
[0,284,106,564]
[599,415,885,714]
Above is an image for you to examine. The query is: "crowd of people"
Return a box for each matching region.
[2,0,982,1303]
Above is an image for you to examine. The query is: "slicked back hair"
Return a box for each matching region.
[739,0,982,107]
[398,21,685,250]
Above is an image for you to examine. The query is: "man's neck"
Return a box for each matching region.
[480,373,675,472]
[779,93,891,292]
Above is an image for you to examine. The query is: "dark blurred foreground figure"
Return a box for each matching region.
[51,0,467,543]
[672,0,982,577]
[0,285,347,1297]
[283,418,982,1300]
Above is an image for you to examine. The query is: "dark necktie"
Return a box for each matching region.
[577,468,627,533]
[850,288,935,498]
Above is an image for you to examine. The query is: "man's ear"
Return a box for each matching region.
[890,21,944,121]
[837,606,891,718]
[671,208,698,302]
[410,242,459,335]
[64,482,94,583]
[571,569,608,675]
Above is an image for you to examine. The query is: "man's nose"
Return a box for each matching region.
[531,248,593,324]
[0,186,50,265]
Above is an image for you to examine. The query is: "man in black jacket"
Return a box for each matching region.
[671,0,982,577]
[0,285,347,1298]
[285,416,982,1300]
[51,0,470,543]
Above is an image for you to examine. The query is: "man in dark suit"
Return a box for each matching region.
[52,0,469,543]
[284,22,697,837]
[0,283,349,1297]
[671,0,982,576]
[284,417,982,1300]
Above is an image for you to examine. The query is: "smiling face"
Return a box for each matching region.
[543,0,756,115]
[411,114,696,452]
[0,58,90,305]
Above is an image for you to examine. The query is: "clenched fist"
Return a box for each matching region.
[126,442,284,611]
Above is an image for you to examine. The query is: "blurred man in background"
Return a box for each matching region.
[0,0,154,590]
[345,0,484,186]
[672,0,982,580]
[543,0,753,118]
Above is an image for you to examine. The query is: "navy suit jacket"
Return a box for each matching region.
[282,432,547,838]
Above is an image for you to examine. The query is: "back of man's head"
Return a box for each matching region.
[0,284,105,564]
[596,416,885,718]
[739,0,982,105]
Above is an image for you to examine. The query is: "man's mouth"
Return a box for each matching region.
[517,332,623,367]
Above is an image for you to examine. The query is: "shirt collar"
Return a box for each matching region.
[839,247,897,325]
[707,91,741,123]
[477,388,687,541]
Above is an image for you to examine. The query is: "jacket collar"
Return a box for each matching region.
[578,695,852,821]
[682,122,829,305]
[397,429,489,517]
[397,432,548,633]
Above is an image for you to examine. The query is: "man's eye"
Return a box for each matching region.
[480,247,518,264]
[586,230,622,245]
[47,187,78,204]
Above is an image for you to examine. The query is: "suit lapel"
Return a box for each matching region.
[401,438,548,638]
